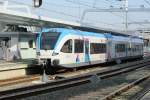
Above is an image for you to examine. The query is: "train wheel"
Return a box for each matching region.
[116,59,121,64]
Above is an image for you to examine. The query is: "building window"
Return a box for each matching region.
[90,43,106,54]
[61,39,72,53]
[28,40,33,48]
[75,40,84,53]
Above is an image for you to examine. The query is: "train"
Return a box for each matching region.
[36,28,143,70]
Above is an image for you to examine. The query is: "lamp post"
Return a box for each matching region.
[33,0,42,8]
[125,0,128,32]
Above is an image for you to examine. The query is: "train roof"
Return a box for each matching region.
[61,25,143,39]
[112,35,130,41]
[42,27,143,40]
[50,26,142,39]
[47,28,106,38]
[71,26,129,36]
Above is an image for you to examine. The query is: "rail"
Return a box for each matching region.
[0,58,150,99]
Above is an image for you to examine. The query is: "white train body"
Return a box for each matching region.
[36,28,143,68]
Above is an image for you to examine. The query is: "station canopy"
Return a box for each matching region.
[0,6,133,37]
[0,8,81,28]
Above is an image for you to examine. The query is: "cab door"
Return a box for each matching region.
[59,39,74,67]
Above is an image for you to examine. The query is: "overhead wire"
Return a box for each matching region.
[66,0,123,27]
[95,0,149,29]
[105,0,148,26]
[144,0,150,6]
[52,0,149,29]
[9,0,120,27]
[9,0,79,19]
[66,0,135,29]
[66,0,125,21]
[8,0,150,30]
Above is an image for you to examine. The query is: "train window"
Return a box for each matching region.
[132,45,135,52]
[136,45,142,51]
[90,43,106,54]
[115,44,126,52]
[75,40,84,53]
[132,44,140,52]
[41,32,60,50]
[127,44,131,51]
[139,45,141,51]
[61,39,72,53]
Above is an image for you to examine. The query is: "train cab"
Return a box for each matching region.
[36,28,107,68]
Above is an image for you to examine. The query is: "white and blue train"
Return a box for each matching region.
[36,28,143,69]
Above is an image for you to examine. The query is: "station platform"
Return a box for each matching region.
[0,60,29,71]
[0,59,37,80]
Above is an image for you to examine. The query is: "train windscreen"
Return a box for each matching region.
[41,32,60,50]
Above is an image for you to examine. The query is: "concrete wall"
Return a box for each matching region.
[19,36,36,59]
[0,41,4,59]
[0,32,37,61]
[9,36,20,60]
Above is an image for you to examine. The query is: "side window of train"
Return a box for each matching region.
[128,44,131,51]
[90,43,106,54]
[132,45,136,52]
[61,39,72,53]
[115,44,125,52]
[75,40,84,53]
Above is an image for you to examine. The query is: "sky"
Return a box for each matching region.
[6,0,150,31]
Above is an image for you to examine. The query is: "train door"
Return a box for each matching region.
[74,39,84,66]
[107,38,112,60]
[105,33,114,60]
[59,39,75,67]
[84,40,90,63]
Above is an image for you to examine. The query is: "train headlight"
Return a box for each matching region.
[52,52,59,56]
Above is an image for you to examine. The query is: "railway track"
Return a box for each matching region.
[0,75,39,87]
[0,63,41,80]
[0,58,150,99]
[104,72,150,100]
[131,83,150,100]
[0,58,149,87]
[102,74,150,100]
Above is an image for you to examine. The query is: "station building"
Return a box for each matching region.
[0,25,37,61]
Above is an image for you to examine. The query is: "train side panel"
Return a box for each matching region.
[52,31,107,68]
